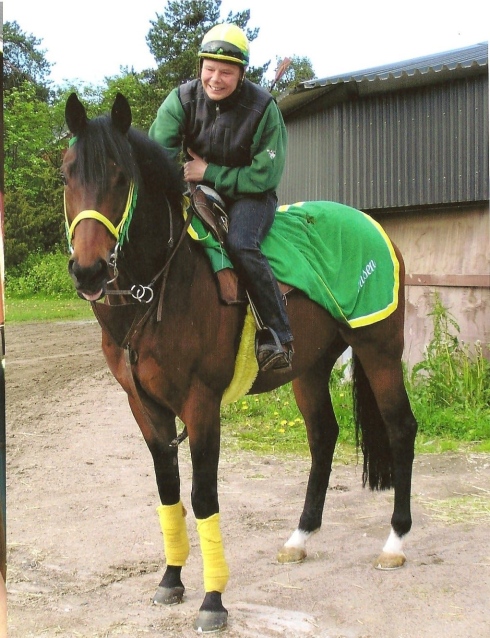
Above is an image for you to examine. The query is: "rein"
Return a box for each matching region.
[103,194,193,314]
[89,193,194,351]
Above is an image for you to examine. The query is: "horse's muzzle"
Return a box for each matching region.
[68,257,109,301]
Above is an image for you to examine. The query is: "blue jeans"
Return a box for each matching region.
[225,192,293,345]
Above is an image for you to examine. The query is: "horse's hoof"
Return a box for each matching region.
[152,585,185,605]
[374,551,406,570]
[193,609,228,633]
[277,546,307,564]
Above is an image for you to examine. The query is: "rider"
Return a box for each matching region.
[149,23,293,372]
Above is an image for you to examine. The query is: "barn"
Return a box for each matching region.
[276,42,489,367]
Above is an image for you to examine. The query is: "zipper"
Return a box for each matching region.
[210,103,220,157]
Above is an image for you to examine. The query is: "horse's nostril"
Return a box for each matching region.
[69,258,108,291]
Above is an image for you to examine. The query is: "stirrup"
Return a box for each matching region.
[255,327,293,373]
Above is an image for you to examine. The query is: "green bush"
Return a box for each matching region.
[6,249,73,298]
[223,294,490,453]
[410,294,489,407]
[6,255,489,451]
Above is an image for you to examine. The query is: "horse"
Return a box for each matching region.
[62,92,418,633]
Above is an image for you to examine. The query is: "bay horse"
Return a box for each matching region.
[62,92,417,633]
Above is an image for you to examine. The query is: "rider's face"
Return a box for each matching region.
[201,59,242,101]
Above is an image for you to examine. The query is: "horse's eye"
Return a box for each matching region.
[60,171,68,186]
[116,173,127,187]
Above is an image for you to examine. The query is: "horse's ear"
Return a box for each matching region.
[65,93,88,135]
[111,93,132,135]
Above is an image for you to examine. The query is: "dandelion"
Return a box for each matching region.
[280,420,288,426]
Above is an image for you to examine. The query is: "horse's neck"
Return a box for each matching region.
[122,192,199,293]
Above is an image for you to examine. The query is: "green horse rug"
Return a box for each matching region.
[188,200,400,403]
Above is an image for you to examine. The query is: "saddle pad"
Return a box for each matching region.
[221,306,258,405]
[187,200,399,328]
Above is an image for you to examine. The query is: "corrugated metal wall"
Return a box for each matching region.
[278,75,489,210]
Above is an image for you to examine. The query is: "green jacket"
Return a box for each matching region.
[149,79,288,200]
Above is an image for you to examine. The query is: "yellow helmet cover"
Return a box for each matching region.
[199,24,250,67]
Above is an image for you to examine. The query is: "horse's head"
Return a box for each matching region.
[62,93,139,301]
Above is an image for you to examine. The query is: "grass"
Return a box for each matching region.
[417,491,490,524]
[5,252,490,457]
[5,294,490,457]
[5,295,94,323]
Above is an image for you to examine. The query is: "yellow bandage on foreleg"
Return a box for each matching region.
[156,501,190,567]
[196,513,230,593]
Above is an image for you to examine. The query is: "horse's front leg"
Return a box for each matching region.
[184,388,229,634]
[127,394,189,606]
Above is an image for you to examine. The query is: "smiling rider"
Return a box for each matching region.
[149,23,294,372]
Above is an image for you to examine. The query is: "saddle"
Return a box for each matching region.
[189,185,293,306]
[190,185,229,246]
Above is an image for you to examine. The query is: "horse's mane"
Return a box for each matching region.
[73,115,184,206]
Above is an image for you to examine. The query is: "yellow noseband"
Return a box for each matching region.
[65,181,137,248]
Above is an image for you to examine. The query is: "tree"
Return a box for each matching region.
[269,55,316,96]
[3,21,53,101]
[102,71,160,133]
[145,0,265,95]
[3,82,65,267]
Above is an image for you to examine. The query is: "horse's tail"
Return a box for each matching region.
[352,354,394,490]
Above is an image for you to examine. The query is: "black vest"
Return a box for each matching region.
[178,78,273,168]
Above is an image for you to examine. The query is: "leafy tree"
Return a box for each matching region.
[3,22,65,267]
[145,0,265,95]
[4,82,65,267]
[269,55,316,96]
[3,21,53,101]
[102,71,160,132]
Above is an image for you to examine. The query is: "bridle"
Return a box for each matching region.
[104,191,194,308]
[65,180,137,249]
[65,176,193,307]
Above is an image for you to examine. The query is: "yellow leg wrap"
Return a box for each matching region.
[156,501,190,567]
[196,513,230,593]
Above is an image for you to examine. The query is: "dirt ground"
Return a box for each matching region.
[4,320,490,638]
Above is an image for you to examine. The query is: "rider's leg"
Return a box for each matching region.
[226,193,293,370]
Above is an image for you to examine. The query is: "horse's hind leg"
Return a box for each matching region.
[278,343,346,563]
[346,318,418,569]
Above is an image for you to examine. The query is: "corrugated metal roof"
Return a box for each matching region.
[278,42,488,117]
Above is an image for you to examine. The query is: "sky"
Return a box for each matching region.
[3,0,489,86]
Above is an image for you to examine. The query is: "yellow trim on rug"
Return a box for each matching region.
[348,212,400,328]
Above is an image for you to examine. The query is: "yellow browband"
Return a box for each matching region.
[65,181,136,246]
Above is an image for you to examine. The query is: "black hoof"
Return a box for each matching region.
[193,609,228,633]
[152,585,185,606]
